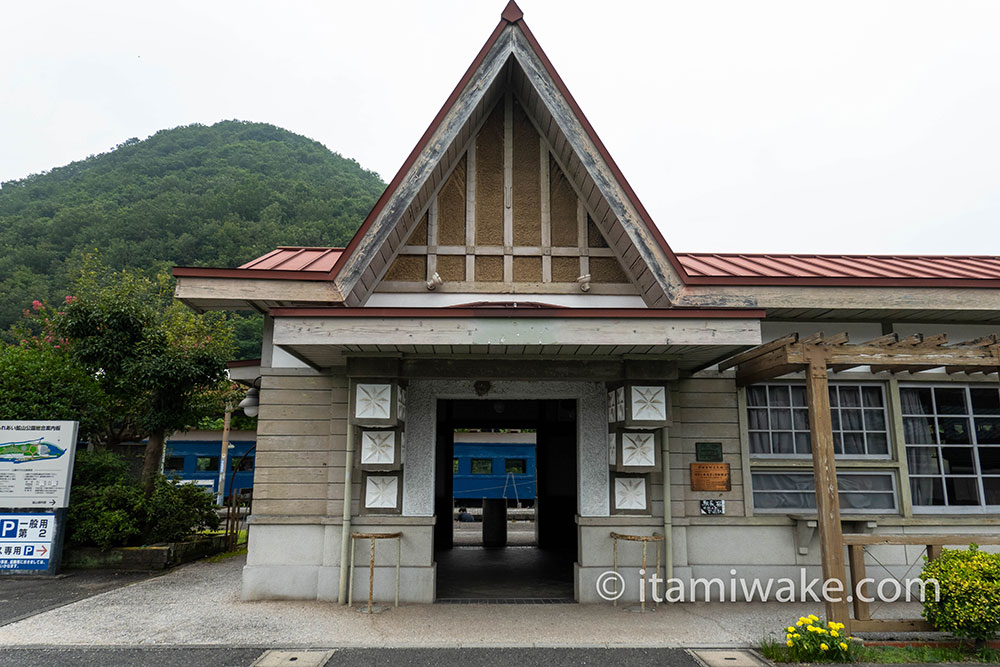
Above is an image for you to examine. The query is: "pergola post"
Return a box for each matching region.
[804,347,850,628]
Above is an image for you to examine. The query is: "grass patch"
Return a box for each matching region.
[207,546,248,563]
[761,637,1000,663]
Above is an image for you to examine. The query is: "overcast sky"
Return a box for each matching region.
[3,1,999,254]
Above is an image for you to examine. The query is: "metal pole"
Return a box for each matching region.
[216,403,232,506]
[337,424,356,604]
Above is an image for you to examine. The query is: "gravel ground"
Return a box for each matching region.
[0,553,928,648]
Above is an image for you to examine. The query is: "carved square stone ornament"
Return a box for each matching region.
[397,385,407,422]
[612,428,661,472]
[362,472,402,514]
[611,474,649,514]
[615,386,625,422]
[607,390,616,423]
[608,432,616,465]
[620,383,670,427]
[350,379,403,426]
[359,429,403,471]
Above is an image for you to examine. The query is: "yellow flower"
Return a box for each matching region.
[831,630,839,638]
[793,634,800,639]
[820,644,829,651]
[787,640,794,647]
[796,620,804,627]
[839,643,848,651]
[787,626,796,633]
[828,621,836,628]
[810,614,819,621]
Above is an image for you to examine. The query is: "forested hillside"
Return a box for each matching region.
[0,120,385,354]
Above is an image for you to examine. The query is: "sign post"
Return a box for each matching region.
[0,420,79,576]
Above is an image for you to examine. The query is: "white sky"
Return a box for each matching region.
[2,1,999,254]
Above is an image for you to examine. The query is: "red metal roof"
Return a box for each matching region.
[678,253,1000,282]
[239,246,344,272]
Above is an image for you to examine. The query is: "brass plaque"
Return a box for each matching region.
[690,462,731,492]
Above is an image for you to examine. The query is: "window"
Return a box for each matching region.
[196,456,219,472]
[453,458,459,474]
[231,456,254,472]
[505,458,526,474]
[164,456,185,473]
[902,385,1000,510]
[752,471,897,513]
[470,458,492,474]
[746,383,889,458]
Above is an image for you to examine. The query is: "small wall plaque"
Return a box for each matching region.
[695,442,723,462]
[690,462,731,492]
[700,499,726,515]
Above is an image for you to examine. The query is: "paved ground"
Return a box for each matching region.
[0,553,928,648]
[0,647,701,667]
[0,568,158,626]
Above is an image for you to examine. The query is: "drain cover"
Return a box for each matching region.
[252,650,335,667]
[689,649,768,667]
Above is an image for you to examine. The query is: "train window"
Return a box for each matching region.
[232,456,254,472]
[164,456,185,473]
[196,456,220,472]
[453,458,459,474]
[505,459,526,474]
[470,458,493,474]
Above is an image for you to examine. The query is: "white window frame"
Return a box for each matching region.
[746,381,892,460]
[751,469,899,514]
[900,382,1000,514]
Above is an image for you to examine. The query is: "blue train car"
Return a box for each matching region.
[162,430,256,497]
[452,433,536,504]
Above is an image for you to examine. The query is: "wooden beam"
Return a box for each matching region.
[862,333,899,346]
[869,364,941,374]
[805,349,850,628]
[819,332,850,346]
[718,333,798,371]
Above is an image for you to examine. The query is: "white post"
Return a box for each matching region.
[216,404,232,506]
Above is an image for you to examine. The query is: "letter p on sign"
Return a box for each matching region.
[0,519,17,538]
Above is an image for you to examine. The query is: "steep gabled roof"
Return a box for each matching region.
[328,1,687,307]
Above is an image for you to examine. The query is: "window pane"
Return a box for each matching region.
[793,409,809,430]
[752,471,896,512]
[747,386,768,407]
[941,447,975,475]
[749,432,770,454]
[939,418,972,444]
[828,387,839,407]
[769,385,791,407]
[164,456,185,472]
[900,388,934,415]
[505,458,526,474]
[843,493,895,510]
[862,386,884,408]
[910,477,945,505]
[841,409,863,431]
[842,432,865,455]
[983,477,1000,505]
[470,459,492,474]
[839,473,893,492]
[935,388,968,415]
[840,387,862,408]
[833,432,843,455]
[748,409,769,430]
[772,409,792,430]
[971,388,1000,415]
[976,418,1000,445]
[907,447,941,474]
[866,433,889,456]
[772,432,794,454]
[790,386,807,407]
[863,410,886,431]
[945,477,980,505]
[794,433,812,455]
[234,457,254,472]
[453,458,459,473]
[196,456,219,472]
[903,417,936,444]
[979,448,1000,475]
[830,410,840,431]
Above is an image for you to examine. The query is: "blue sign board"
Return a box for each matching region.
[0,512,55,571]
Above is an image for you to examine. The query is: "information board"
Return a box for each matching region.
[0,512,56,571]
[0,421,79,509]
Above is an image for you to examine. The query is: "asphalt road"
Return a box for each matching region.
[0,569,158,626]
[0,647,702,667]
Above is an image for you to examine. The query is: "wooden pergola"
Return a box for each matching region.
[719,332,1000,627]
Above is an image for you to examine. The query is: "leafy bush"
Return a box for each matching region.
[779,615,854,662]
[921,544,1000,642]
[66,450,220,549]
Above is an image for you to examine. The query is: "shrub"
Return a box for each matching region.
[66,449,220,549]
[921,544,1000,642]
[780,615,854,662]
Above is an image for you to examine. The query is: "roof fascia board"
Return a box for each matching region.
[332,24,515,303]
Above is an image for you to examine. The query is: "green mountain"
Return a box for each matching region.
[0,120,385,356]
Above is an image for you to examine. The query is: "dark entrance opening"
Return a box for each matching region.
[434,399,577,601]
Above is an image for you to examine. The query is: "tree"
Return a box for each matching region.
[52,259,235,493]
[0,340,108,439]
